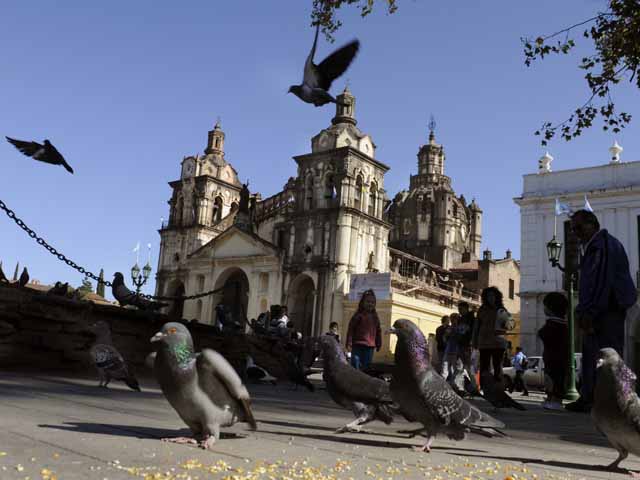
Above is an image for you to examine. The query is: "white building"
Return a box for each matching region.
[514,146,640,358]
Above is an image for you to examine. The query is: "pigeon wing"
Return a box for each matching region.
[197,349,257,430]
[6,137,45,159]
[302,24,321,87]
[616,364,640,434]
[417,369,504,428]
[330,362,393,404]
[315,40,360,91]
[91,344,128,377]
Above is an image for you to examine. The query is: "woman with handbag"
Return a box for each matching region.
[473,286,514,381]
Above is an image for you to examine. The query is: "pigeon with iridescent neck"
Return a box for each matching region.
[152,322,257,449]
[592,347,640,477]
[288,24,359,107]
[389,319,505,452]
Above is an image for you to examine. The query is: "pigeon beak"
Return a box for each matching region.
[387,327,397,335]
[150,331,165,343]
[596,358,604,369]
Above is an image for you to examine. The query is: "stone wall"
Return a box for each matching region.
[0,284,288,380]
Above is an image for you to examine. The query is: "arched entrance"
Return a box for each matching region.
[214,267,250,327]
[167,280,185,319]
[287,274,315,338]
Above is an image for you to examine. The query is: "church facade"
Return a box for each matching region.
[155,87,490,338]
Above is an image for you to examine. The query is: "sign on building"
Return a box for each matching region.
[349,273,391,301]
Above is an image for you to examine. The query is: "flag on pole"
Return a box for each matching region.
[583,194,594,212]
[554,198,572,216]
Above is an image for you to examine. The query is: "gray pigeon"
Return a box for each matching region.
[320,335,396,433]
[6,137,74,174]
[448,358,481,398]
[480,372,526,411]
[88,320,140,391]
[112,272,167,311]
[152,322,257,449]
[389,319,505,452]
[18,267,29,287]
[592,347,640,475]
[288,24,359,107]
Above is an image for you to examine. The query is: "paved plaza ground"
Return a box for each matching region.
[0,369,638,480]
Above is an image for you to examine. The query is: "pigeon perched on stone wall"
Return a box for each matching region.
[480,372,526,411]
[592,347,640,475]
[389,319,505,452]
[6,137,74,174]
[112,272,167,311]
[288,24,359,107]
[320,335,396,433]
[152,322,257,449]
[89,320,140,391]
[18,267,29,287]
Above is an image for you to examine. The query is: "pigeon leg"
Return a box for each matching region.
[412,436,434,453]
[606,450,628,471]
[97,370,106,387]
[103,373,111,388]
[200,424,220,450]
[334,416,371,434]
[161,437,198,445]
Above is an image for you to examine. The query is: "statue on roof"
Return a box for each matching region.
[239,181,250,214]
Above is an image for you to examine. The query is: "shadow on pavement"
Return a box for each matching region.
[38,421,245,441]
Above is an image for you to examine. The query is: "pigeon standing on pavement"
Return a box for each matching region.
[320,335,396,433]
[88,320,140,391]
[480,372,526,411]
[288,24,359,107]
[592,347,640,475]
[18,267,29,287]
[389,319,505,452]
[152,322,257,449]
[112,272,167,311]
[6,137,74,174]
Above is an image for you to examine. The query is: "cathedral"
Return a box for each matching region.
[155,87,486,338]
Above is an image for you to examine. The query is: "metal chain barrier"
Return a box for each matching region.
[0,199,112,287]
[0,198,239,302]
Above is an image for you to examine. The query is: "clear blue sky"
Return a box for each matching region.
[1,0,637,297]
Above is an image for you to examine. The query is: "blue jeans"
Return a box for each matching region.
[351,345,375,370]
[580,309,625,404]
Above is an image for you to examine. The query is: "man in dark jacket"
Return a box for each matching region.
[434,316,450,370]
[566,210,637,412]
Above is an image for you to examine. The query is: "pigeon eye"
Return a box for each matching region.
[168,327,178,335]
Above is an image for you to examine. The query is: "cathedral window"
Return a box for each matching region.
[354,175,363,210]
[215,137,220,148]
[453,204,458,218]
[175,196,184,226]
[305,176,314,210]
[368,182,377,216]
[211,196,223,224]
[196,299,202,320]
[231,201,238,212]
[324,175,336,205]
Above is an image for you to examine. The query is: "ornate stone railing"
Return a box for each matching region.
[254,189,296,223]
[389,248,480,306]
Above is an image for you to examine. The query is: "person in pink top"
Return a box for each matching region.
[346,289,382,370]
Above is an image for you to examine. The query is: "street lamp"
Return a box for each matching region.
[546,235,580,401]
[131,261,152,294]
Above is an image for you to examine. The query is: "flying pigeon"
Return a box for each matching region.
[0,262,7,283]
[18,267,29,287]
[112,272,167,311]
[6,137,74,174]
[480,372,526,411]
[152,322,257,449]
[389,319,505,452]
[592,347,640,475]
[320,335,396,433]
[88,321,140,391]
[288,24,359,107]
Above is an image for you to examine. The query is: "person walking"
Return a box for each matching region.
[473,286,514,382]
[538,292,569,411]
[510,347,529,396]
[441,313,461,379]
[435,316,450,371]
[345,289,382,371]
[566,210,637,412]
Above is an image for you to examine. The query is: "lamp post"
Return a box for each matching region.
[546,236,580,401]
[131,261,152,294]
